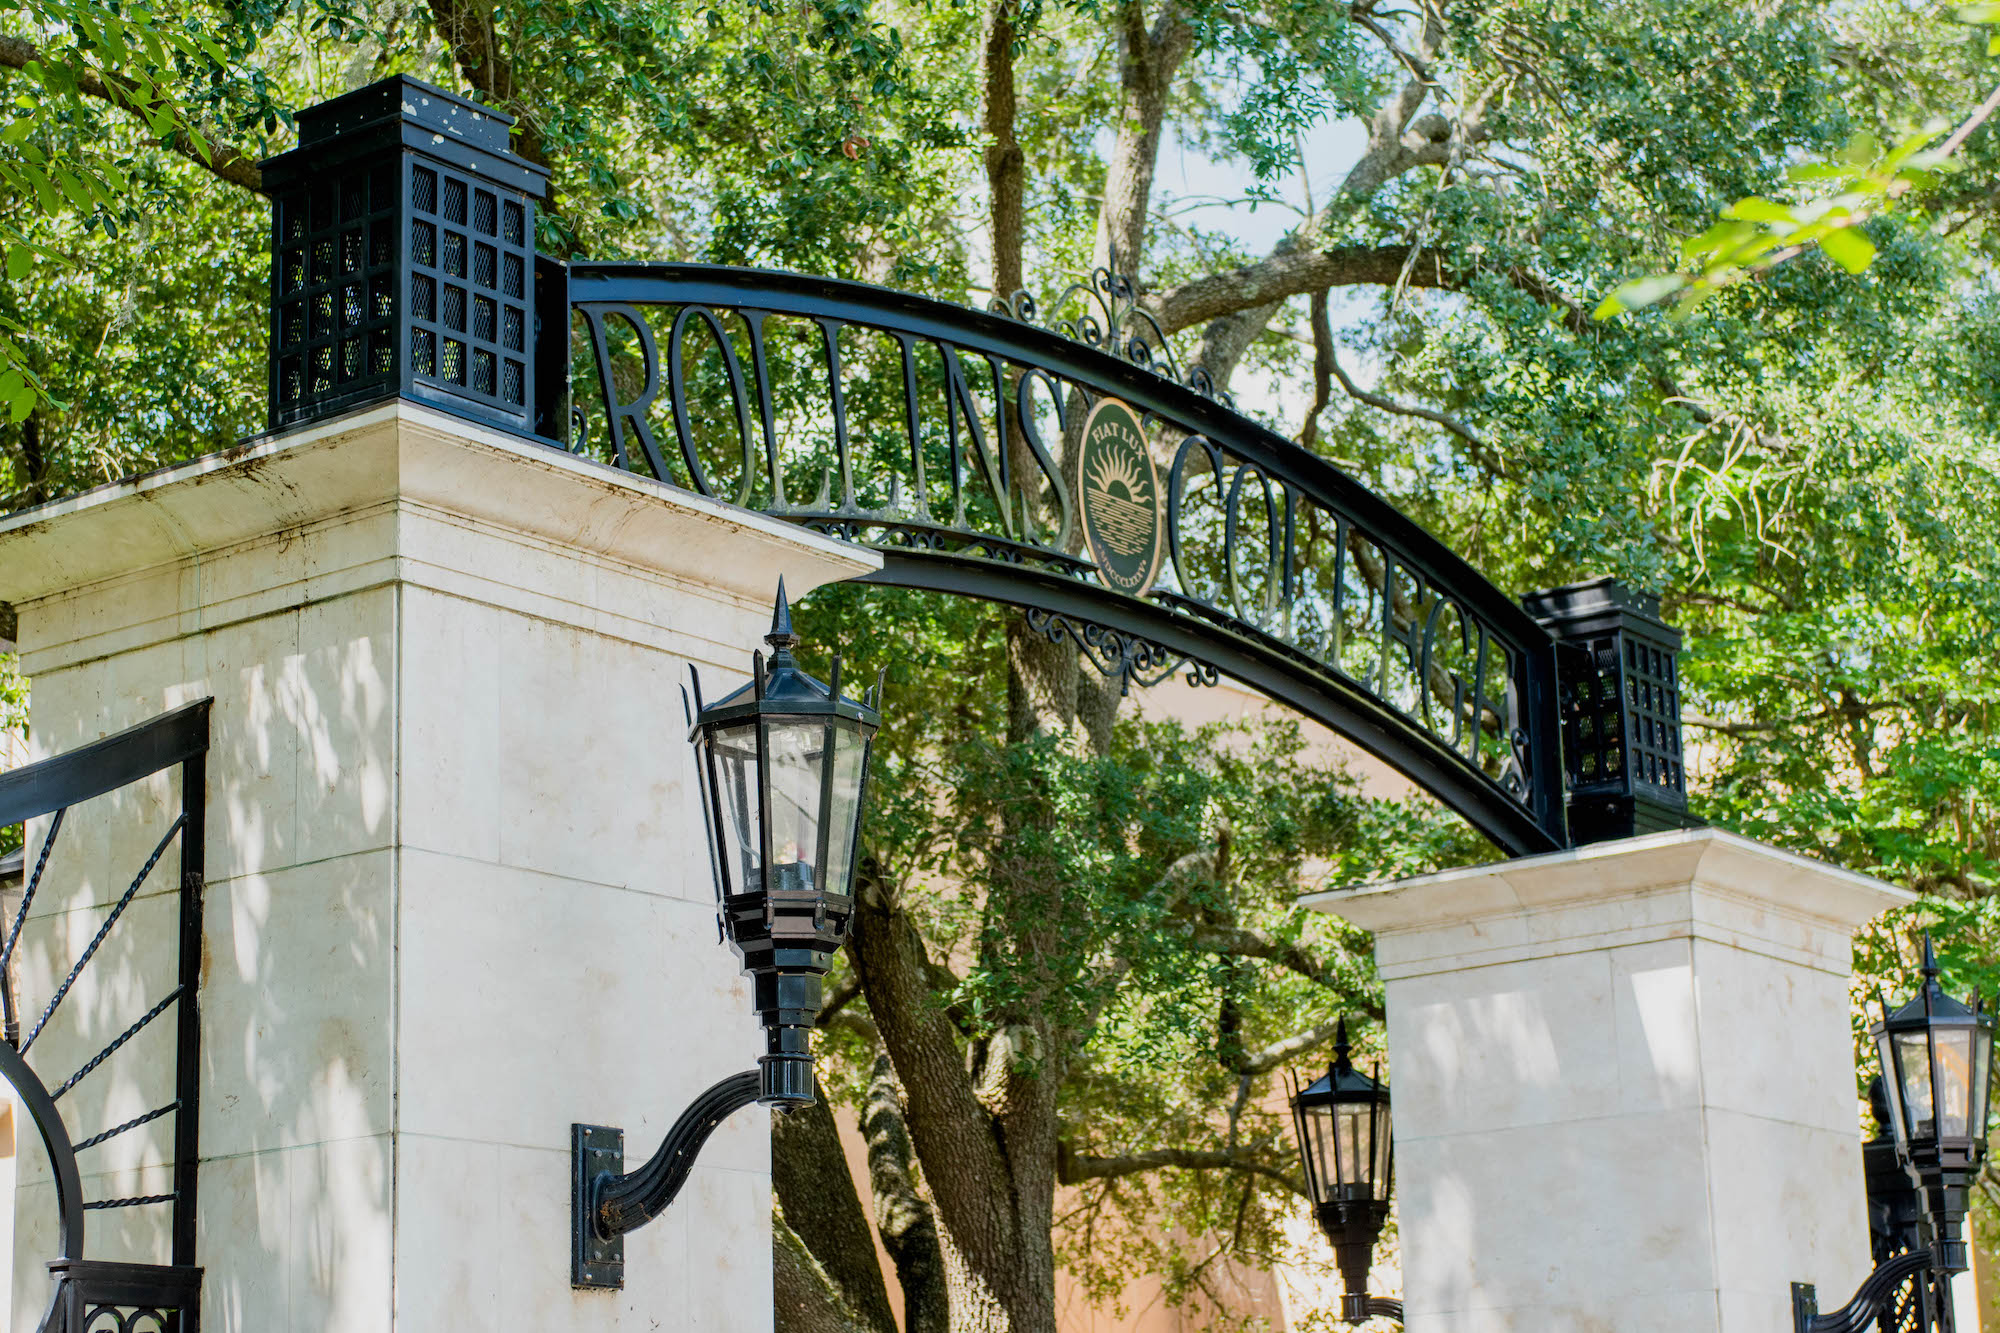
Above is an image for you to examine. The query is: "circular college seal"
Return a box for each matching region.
[1078,398,1165,598]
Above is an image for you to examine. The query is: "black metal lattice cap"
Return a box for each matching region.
[261,75,552,435]
[1522,577,1698,845]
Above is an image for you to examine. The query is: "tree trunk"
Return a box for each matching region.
[982,0,1026,301]
[776,1210,889,1333]
[773,1092,898,1333]
[865,1056,951,1333]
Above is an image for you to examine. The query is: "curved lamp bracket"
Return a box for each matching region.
[571,1069,761,1289]
[1792,1250,1934,1333]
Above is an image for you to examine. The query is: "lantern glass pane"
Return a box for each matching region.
[822,725,868,897]
[1879,1032,1912,1155]
[1301,1103,1336,1202]
[710,722,762,892]
[1371,1103,1393,1200]
[1334,1104,1371,1194]
[1936,1027,1975,1138]
[764,717,828,885]
[1974,1026,1993,1138]
[1896,1030,1937,1141]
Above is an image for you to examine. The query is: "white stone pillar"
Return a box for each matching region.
[0,403,878,1331]
[1303,828,1911,1333]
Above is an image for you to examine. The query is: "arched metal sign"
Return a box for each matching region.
[560,262,1574,855]
[250,78,1692,860]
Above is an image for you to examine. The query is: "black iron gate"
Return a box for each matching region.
[0,701,209,1332]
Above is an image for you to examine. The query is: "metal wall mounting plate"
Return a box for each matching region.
[572,1123,625,1289]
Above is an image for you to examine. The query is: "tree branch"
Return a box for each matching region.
[1152,244,1457,335]
[980,0,1025,299]
[0,34,265,194]
[422,0,547,166]
[1237,1015,1347,1076]
[775,1209,888,1333]
[1186,921,1381,1012]
[1056,1141,1305,1197]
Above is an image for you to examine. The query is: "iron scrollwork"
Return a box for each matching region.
[987,252,1232,405]
[1024,608,1217,693]
[561,260,1569,855]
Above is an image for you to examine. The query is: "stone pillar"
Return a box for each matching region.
[1304,828,1911,1333]
[0,402,878,1331]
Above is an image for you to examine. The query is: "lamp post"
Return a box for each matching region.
[1289,1019,1403,1324]
[570,580,882,1289]
[1793,936,1995,1333]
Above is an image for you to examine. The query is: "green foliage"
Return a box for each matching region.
[0,647,23,857]
[1596,6,1996,317]
[800,584,1480,1311]
[4,0,2000,1314]
[0,0,236,422]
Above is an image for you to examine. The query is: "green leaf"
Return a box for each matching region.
[1724,196,1796,225]
[5,245,28,281]
[1820,226,1877,274]
[1842,132,1881,165]
[1593,273,1687,319]
[1957,2,2000,21]
[1683,219,1759,260]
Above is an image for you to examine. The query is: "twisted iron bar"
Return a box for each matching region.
[2,805,65,1048]
[23,812,185,1055]
[73,1102,179,1154]
[54,988,184,1102]
[589,1069,761,1239]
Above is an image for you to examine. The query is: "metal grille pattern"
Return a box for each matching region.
[1525,579,1690,841]
[262,75,548,436]
[272,163,399,417]
[405,161,532,412]
[1562,631,1683,794]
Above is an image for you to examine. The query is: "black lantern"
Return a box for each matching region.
[571,581,882,1290]
[1290,1019,1402,1324]
[1872,935,1995,1274]
[1793,936,1995,1333]
[688,578,882,1105]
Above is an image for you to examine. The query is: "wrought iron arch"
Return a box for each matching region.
[556,262,1619,856]
[257,72,1693,862]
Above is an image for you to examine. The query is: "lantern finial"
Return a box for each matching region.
[1333,1016,1352,1070]
[767,578,800,658]
[1921,932,1939,983]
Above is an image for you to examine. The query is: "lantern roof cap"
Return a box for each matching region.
[691,582,883,731]
[1876,933,1987,1033]
[1296,1018,1390,1106]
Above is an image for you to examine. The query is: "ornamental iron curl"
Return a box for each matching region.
[987,251,1232,405]
[561,262,1569,855]
[1025,608,1217,694]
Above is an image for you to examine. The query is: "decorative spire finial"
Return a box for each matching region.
[766,579,799,658]
[1922,932,1940,981]
[1332,1016,1352,1071]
